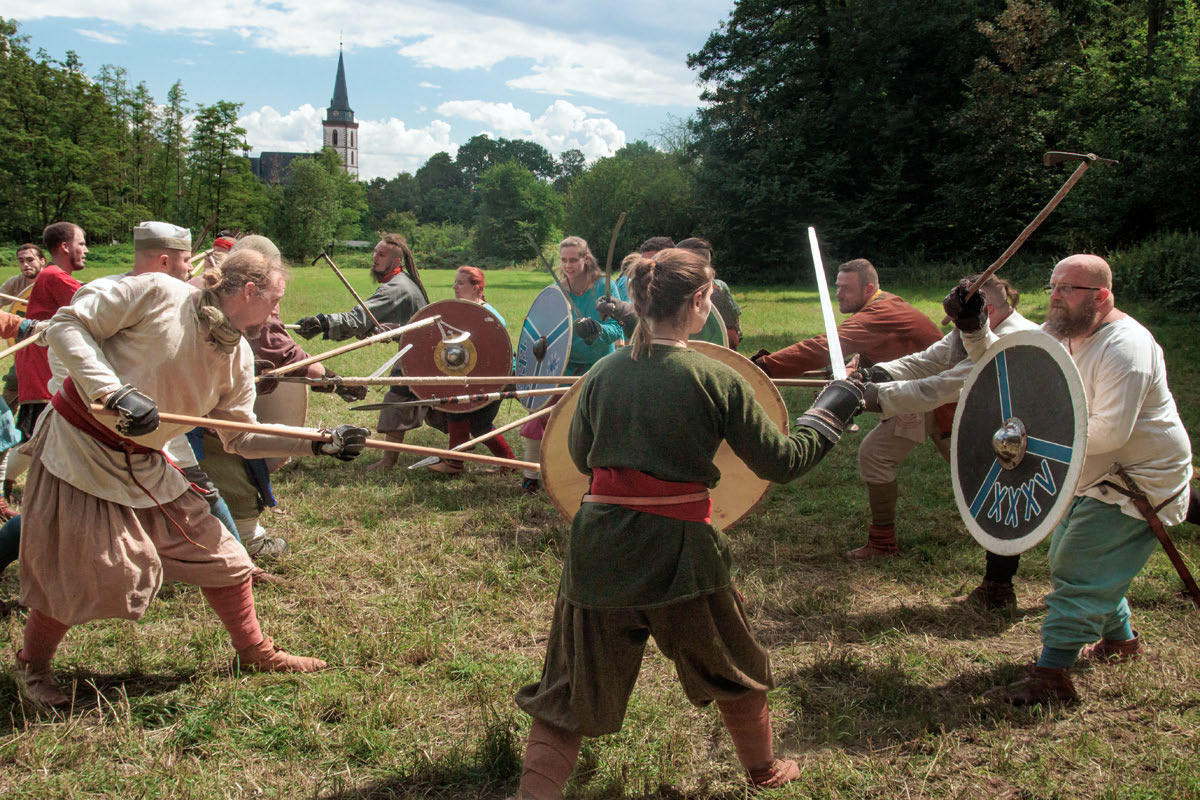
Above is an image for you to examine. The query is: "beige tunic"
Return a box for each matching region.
[41,273,310,508]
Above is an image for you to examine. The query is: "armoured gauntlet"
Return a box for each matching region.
[796,378,865,444]
[105,384,160,437]
[312,424,370,461]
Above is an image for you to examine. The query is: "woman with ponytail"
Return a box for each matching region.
[519,236,624,493]
[513,248,868,797]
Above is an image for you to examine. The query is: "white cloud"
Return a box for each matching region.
[74,28,124,45]
[238,104,457,181]
[438,99,625,161]
[417,81,441,90]
[20,1,699,107]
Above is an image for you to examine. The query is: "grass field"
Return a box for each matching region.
[1,261,1199,799]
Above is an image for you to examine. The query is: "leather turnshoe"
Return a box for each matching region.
[748,758,801,790]
[234,636,327,673]
[952,579,1017,614]
[14,657,69,709]
[1081,631,1143,664]
[845,524,898,560]
[990,665,1079,706]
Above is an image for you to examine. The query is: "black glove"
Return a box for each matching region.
[851,365,894,383]
[595,297,638,338]
[312,424,370,461]
[750,348,773,375]
[105,384,160,437]
[795,378,865,444]
[253,358,278,395]
[296,315,329,339]
[574,317,602,344]
[181,464,221,501]
[942,280,986,333]
[863,382,883,414]
[310,368,340,393]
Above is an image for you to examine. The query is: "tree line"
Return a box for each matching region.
[4,3,1198,285]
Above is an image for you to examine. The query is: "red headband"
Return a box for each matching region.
[213,237,236,251]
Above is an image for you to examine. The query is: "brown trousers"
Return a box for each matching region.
[515,587,772,737]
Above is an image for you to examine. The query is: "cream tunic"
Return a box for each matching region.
[41,273,310,508]
[876,311,1039,417]
[962,316,1192,524]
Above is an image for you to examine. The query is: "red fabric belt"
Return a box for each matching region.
[585,467,711,523]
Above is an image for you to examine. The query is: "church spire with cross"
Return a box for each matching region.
[322,45,359,175]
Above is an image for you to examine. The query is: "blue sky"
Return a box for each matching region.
[3,1,733,181]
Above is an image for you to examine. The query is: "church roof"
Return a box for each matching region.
[328,49,353,115]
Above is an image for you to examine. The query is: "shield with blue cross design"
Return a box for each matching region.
[516,285,573,410]
[951,330,1088,555]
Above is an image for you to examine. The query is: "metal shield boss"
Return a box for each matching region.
[399,299,513,413]
[516,286,573,410]
[951,330,1087,555]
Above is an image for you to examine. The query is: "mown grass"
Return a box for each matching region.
[1,260,1198,799]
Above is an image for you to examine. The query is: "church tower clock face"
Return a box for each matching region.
[321,47,359,176]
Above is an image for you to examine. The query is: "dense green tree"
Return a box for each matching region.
[554,148,585,192]
[364,172,419,232]
[471,161,562,263]
[271,148,366,261]
[564,142,699,263]
[456,134,557,185]
[187,100,250,231]
[415,151,471,225]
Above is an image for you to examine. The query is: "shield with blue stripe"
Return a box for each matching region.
[516,285,573,410]
[951,330,1088,555]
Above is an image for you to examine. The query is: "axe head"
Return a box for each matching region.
[1044,151,1118,167]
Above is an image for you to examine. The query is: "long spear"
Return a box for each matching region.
[409,404,555,470]
[352,386,567,410]
[313,250,384,332]
[267,373,829,388]
[258,316,439,377]
[88,404,538,471]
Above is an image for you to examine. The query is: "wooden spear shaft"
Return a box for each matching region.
[269,373,829,388]
[88,405,539,471]
[362,386,567,409]
[0,335,41,361]
[259,315,440,377]
[410,404,555,469]
[316,252,384,332]
[0,292,27,305]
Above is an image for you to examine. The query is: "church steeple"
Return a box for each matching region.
[322,46,359,176]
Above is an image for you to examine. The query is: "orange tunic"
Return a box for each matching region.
[757,292,942,377]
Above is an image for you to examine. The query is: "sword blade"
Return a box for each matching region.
[808,227,846,380]
[367,344,413,379]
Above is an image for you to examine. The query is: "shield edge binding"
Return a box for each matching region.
[399,298,514,413]
[516,286,573,410]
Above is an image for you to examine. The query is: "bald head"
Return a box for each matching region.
[1054,254,1112,289]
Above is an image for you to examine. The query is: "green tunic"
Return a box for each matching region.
[562,344,829,609]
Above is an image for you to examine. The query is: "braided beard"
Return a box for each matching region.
[194,290,245,353]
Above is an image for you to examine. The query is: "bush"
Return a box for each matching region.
[1109,231,1200,310]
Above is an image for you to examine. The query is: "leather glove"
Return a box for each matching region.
[851,365,894,383]
[335,383,368,403]
[312,424,370,461]
[574,317,602,344]
[749,348,773,376]
[795,378,865,444]
[181,464,221,501]
[942,280,986,333]
[105,384,160,437]
[254,358,278,395]
[310,368,339,393]
[863,382,883,413]
[595,297,638,338]
[296,315,329,339]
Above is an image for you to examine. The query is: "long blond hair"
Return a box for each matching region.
[626,248,714,360]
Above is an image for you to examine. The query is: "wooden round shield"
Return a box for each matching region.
[689,306,729,348]
[255,380,309,472]
[951,330,1088,555]
[516,286,573,410]
[399,299,513,413]
[541,340,787,530]
[3,284,32,347]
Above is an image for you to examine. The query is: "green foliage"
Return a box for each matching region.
[471,161,562,264]
[1109,230,1200,310]
[379,211,472,269]
[272,148,367,261]
[563,142,699,262]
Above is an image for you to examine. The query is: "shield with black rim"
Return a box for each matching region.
[951,330,1088,555]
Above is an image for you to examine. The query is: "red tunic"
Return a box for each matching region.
[15,265,82,404]
[757,292,942,377]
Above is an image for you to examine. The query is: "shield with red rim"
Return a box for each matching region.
[398,299,513,413]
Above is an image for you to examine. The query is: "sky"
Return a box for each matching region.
[2,1,732,181]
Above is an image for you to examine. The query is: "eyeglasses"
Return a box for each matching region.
[1044,283,1102,297]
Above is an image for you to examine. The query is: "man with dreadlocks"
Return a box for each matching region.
[295,233,428,471]
[12,249,370,709]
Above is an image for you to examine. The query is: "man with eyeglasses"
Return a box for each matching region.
[944,254,1191,705]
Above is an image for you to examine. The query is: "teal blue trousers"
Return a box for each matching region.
[1042,496,1157,652]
